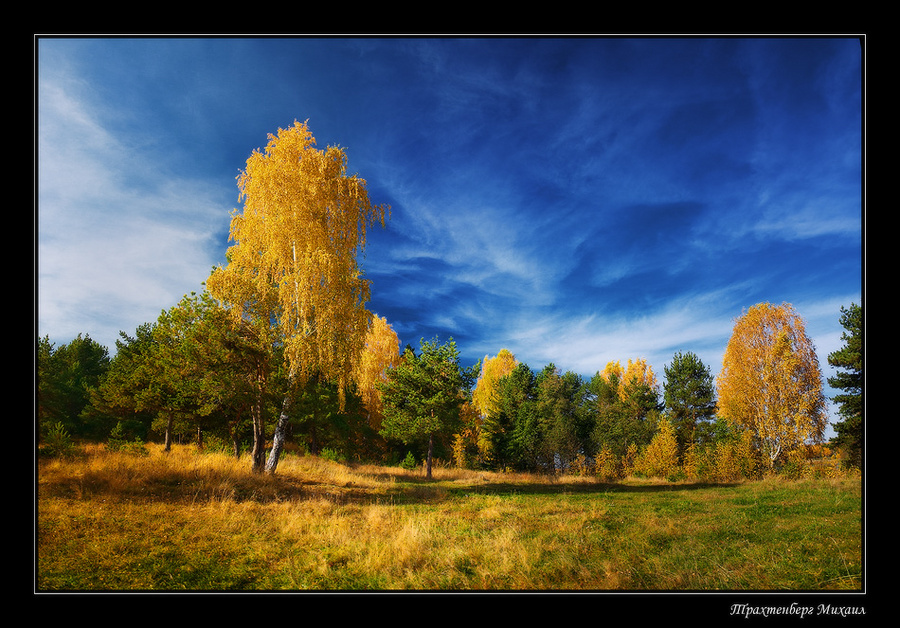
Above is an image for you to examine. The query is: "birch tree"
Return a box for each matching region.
[716,302,827,468]
[353,314,401,433]
[472,348,518,464]
[206,120,387,473]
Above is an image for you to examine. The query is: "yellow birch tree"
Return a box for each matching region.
[472,348,518,418]
[472,348,518,464]
[353,314,401,433]
[716,302,827,469]
[206,120,388,473]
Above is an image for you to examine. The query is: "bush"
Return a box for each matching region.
[42,422,76,458]
[399,451,417,470]
[106,422,149,456]
[320,447,345,464]
[635,418,679,480]
[594,444,621,482]
[780,448,809,480]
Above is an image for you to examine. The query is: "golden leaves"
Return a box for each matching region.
[472,348,518,418]
[353,314,401,428]
[207,120,389,405]
[716,302,827,465]
[600,357,658,401]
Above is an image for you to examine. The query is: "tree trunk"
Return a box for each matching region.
[426,432,434,480]
[250,399,266,473]
[164,413,173,452]
[265,396,291,475]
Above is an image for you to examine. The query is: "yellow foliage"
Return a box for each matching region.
[709,430,759,482]
[600,358,659,401]
[472,349,518,418]
[572,453,593,476]
[206,120,388,407]
[452,402,482,468]
[634,418,679,479]
[354,314,400,430]
[622,443,639,477]
[716,302,827,468]
[594,444,621,482]
[621,358,659,393]
[681,442,701,481]
[600,360,624,385]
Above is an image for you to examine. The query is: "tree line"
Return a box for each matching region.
[36,120,863,479]
[35,297,863,481]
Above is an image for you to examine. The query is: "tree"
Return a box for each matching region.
[827,303,863,468]
[82,325,157,442]
[663,351,717,455]
[37,336,66,433]
[37,334,110,439]
[536,365,589,472]
[472,349,518,418]
[155,290,267,454]
[618,358,662,421]
[496,362,541,471]
[589,358,662,459]
[288,371,369,460]
[716,302,827,468]
[635,417,679,479]
[353,314,401,433]
[472,348,518,465]
[206,120,388,474]
[378,338,478,479]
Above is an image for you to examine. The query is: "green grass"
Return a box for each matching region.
[36,444,863,591]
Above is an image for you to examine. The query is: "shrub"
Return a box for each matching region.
[635,418,679,479]
[399,451,417,470]
[594,444,621,482]
[42,422,76,458]
[320,447,345,464]
[572,452,593,476]
[621,443,638,477]
[681,442,704,481]
[106,422,149,456]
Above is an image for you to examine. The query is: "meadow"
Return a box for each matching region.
[36,444,862,592]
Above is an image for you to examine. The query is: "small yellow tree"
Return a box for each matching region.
[635,418,679,479]
[717,302,827,469]
[472,349,518,418]
[452,401,481,469]
[354,314,400,432]
[595,443,621,482]
[472,348,518,464]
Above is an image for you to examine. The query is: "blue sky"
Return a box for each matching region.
[36,36,863,431]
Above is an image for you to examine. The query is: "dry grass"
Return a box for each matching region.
[37,444,863,592]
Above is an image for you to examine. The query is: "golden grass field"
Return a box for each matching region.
[36,443,863,592]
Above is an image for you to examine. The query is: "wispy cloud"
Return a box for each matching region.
[37,71,228,350]
[36,36,862,432]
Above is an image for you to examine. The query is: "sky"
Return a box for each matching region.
[36,36,863,432]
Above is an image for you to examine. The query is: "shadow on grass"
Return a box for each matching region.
[249,464,746,505]
[38,451,740,507]
[438,479,742,497]
[309,467,745,505]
